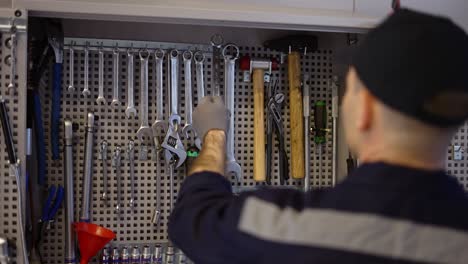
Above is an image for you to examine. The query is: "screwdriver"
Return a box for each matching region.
[314,100,327,189]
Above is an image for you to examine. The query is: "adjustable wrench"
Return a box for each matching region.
[112,145,123,215]
[99,140,109,206]
[181,51,198,143]
[111,46,121,107]
[151,49,166,226]
[125,48,137,118]
[211,34,224,96]
[136,49,153,143]
[127,140,136,209]
[82,42,91,96]
[162,50,186,168]
[96,45,106,105]
[223,44,242,183]
[194,51,205,100]
[67,42,75,92]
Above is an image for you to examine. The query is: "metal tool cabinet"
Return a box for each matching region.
[0,6,466,264]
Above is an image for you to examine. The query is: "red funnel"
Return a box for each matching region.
[74,222,116,264]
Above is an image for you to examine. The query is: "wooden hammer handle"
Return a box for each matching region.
[253,69,266,182]
[288,52,305,179]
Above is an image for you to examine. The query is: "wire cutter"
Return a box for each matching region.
[266,80,289,185]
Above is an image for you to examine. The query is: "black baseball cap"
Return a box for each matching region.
[351,9,468,128]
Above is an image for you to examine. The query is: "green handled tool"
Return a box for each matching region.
[314,100,327,188]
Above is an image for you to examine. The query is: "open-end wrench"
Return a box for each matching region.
[151,49,166,226]
[125,48,137,118]
[162,50,186,168]
[96,45,106,105]
[127,140,136,209]
[111,46,121,107]
[99,140,109,206]
[136,49,153,143]
[67,42,75,92]
[223,44,242,183]
[181,51,198,143]
[112,145,123,215]
[211,34,224,96]
[82,42,91,96]
[194,51,205,100]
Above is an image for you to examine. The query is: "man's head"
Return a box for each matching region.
[342,9,468,169]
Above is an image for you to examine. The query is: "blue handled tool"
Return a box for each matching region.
[41,185,65,225]
[47,20,64,161]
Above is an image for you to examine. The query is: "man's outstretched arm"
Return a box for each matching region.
[168,96,322,264]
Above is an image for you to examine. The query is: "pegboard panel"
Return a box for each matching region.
[447,122,468,191]
[0,17,28,264]
[38,37,335,263]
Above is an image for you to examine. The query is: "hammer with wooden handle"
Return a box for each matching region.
[240,56,279,182]
[264,35,318,179]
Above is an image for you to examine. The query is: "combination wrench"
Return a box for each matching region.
[162,50,186,168]
[223,44,242,183]
[99,140,109,205]
[151,49,166,226]
[127,140,136,209]
[112,145,123,215]
[96,45,106,105]
[111,46,121,107]
[125,48,137,118]
[193,51,206,150]
[136,49,153,143]
[194,51,205,100]
[82,42,91,96]
[181,51,198,143]
[211,34,224,96]
[67,42,75,92]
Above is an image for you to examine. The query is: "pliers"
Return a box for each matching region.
[35,185,64,263]
[266,80,289,185]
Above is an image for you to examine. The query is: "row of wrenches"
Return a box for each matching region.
[73,42,243,221]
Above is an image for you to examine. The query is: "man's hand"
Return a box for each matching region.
[193,96,229,141]
[188,96,229,176]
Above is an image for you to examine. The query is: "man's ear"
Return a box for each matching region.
[356,88,375,131]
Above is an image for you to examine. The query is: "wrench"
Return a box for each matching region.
[193,51,206,150]
[181,51,198,143]
[211,34,224,96]
[112,145,123,215]
[6,27,17,91]
[67,42,75,92]
[194,51,205,100]
[162,50,186,168]
[111,46,121,107]
[136,49,153,143]
[127,140,136,209]
[96,45,106,105]
[223,44,242,183]
[82,42,91,96]
[125,48,137,118]
[99,140,109,206]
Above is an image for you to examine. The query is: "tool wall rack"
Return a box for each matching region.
[35,37,334,263]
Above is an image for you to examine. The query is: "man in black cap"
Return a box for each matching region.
[168,9,468,264]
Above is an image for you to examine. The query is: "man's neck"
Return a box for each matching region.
[358,141,447,171]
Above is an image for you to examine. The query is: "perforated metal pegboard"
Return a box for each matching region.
[36,37,334,263]
[447,122,468,191]
[0,12,28,264]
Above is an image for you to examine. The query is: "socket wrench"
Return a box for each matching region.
[80,113,95,222]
